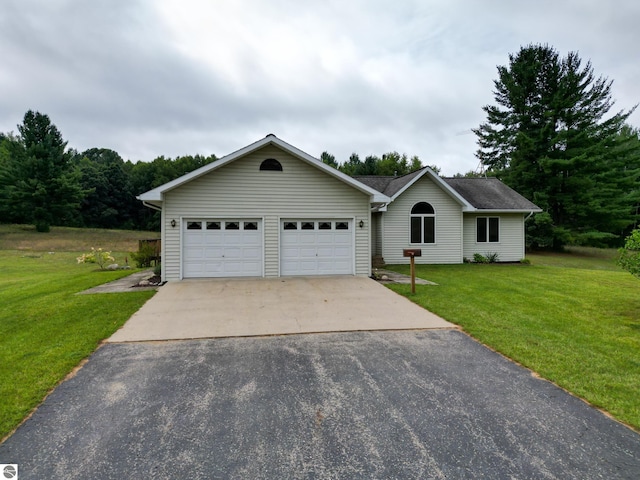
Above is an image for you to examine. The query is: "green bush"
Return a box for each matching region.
[617,229,640,278]
[130,242,157,268]
[473,252,500,264]
[473,253,488,264]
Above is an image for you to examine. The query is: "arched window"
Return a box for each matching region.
[259,158,283,171]
[410,202,435,244]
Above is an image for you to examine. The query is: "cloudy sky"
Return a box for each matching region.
[1,0,638,175]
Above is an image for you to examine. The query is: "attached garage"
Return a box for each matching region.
[138,135,389,282]
[182,219,263,278]
[280,219,353,275]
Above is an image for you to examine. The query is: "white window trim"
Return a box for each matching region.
[476,216,501,243]
[409,202,436,245]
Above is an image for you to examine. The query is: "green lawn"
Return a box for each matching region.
[0,247,155,440]
[385,252,640,430]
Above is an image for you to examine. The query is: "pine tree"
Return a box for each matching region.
[474,44,639,248]
[6,110,86,232]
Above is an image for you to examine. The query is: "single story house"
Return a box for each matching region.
[138,135,541,282]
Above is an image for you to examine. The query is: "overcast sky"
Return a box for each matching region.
[1,1,638,175]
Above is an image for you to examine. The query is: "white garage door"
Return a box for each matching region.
[281,220,353,276]
[183,219,262,278]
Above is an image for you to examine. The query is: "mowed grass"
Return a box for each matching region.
[386,251,640,431]
[0,225,158,440]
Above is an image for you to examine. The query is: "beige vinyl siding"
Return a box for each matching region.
[382,175,463,264]
[162,145,370,280]
[462,213,525,262]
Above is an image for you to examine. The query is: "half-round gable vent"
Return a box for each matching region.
[260,158,283,171]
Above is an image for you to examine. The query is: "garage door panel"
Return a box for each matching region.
[183,219,262,278]
[281,219,353,276]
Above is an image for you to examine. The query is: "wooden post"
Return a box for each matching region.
[403,248,422,295]
[410,255,416,294]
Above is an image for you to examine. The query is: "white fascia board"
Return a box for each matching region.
[390,167,472,209]
[466,208,543,214]
[137,136,277,202]
[138,134,390,205]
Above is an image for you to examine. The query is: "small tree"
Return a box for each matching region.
[618,229,640,278]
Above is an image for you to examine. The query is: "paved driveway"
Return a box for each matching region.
[108,276,453,342]
[2,331,639,479]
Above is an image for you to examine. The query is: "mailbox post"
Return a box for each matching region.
[402,249,422,294]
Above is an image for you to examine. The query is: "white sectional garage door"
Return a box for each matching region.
[183,219,262,278]
[281,220,353,275]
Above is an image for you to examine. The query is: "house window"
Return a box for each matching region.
[283,222,297,230]
[259,158,283,171]
[206,221,220,230]
[335,222,349,230]
[319,222,331,230]
[301,222,315,230]
[225,221,239,230]
[187,221,202,230]
[410,202,435,244]
[477,217,499,243]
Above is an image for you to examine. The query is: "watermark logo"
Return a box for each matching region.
[0,464,18,479]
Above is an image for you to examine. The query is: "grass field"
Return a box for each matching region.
[0,223,159,252]
[0,225,157,440]
[385,249,640,430]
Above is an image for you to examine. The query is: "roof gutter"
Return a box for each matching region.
[142,200,162,212]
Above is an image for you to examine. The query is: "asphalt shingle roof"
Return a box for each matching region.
[442,177,540,210]
[355,170,540,211]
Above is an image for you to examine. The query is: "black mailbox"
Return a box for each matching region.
[403,249,422,257]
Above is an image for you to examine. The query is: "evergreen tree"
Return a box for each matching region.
[3,111,86,232]
[474,44,639,248]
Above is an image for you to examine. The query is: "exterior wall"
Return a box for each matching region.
[161,145,371,280]
[381,175,464,264]
[462,213,526,262]
[371,212,383,256]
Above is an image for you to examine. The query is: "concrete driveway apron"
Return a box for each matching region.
[107,276,454,342]
[1,330,639,479]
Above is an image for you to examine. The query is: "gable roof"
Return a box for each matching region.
[356,167,472,209]
[138,135,389,204]
[443,178,541,212]
[356,170,541,213]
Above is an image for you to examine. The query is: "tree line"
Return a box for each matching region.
[0,111,217,232]
[0,111,427,233]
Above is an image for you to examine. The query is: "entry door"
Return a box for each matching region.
[183,219,262,278]
[280,220,353,275]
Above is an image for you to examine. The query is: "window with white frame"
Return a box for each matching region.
[477,217,499,242]
[410,202,435,244]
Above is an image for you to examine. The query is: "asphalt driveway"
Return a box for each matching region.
[108,276,453,342]
[2,330,639,479]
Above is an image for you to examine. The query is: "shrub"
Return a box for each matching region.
[473,253,488,264]
[520,258,531,265]
[617,229,640,278]
[485,252,500,263]
[153,263,162,276]
[76,248,115,270]
[130,242,157,268]
[473,252,500,264]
